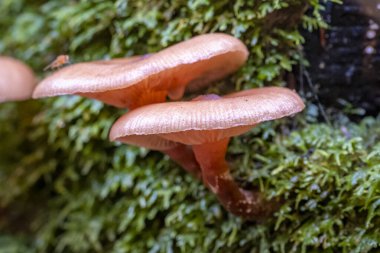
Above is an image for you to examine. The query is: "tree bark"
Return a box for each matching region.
[304,0,380,115]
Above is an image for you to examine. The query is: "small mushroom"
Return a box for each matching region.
[0,56,36,103]
[109,87,305,218]
[33,33,248,109]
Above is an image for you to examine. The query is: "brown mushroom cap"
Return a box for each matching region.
[33,33,248,108]
[110,87,305,145]
[0,56,36,103]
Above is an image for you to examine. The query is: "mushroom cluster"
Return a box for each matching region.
[33,33,249,178]
[0,56,36,103]
[33,33,305,219]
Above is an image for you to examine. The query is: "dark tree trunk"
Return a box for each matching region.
[304,0,380,115]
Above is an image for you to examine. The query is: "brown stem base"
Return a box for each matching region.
[192,138,278,219]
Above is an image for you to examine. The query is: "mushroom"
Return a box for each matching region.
[33,33,248,109]
[109,87,305,218]
[0,56,36,103]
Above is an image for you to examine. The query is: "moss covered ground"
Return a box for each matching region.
[1,0,380,252]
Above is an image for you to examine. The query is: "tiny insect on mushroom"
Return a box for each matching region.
[32,33,248,109]
[109,87,305,219]
[43,55,71,71]
[0,56,36,103]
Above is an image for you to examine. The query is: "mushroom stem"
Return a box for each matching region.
[128,89,168,110]
[192,138,276,219]
[163,145,202,179]
[167,84,186,100]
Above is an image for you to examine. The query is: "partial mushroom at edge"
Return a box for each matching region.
[0,56,36,103]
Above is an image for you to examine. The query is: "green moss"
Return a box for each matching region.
[3,1,379,253]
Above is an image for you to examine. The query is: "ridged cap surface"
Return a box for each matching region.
[110,87,305,145]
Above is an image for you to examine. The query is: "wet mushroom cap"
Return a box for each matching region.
[33,33,248,108]
[0,56,36,103]
[110,87,305,145]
